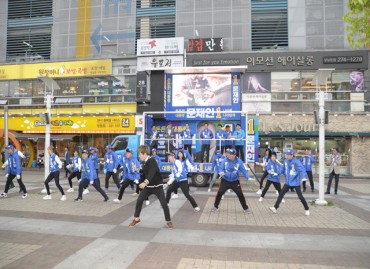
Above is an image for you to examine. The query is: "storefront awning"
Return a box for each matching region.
[259,132,370,138]
[12,132,78,141]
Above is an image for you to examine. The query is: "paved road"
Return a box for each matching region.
[0,169,369,269]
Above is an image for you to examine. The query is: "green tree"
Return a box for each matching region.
[343,0,370,48]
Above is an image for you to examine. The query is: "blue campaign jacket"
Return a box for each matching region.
[200,129,213,145]
[281,158,307,186]
[211,153,226,173]
[233,129,245,146]
[151,154,162,168]
[181,129,194,145]
[81,158,97,182]
[300,155,315,172]
[72,155,81,172]
[50,154,62,172]
[266,159,283,183]
[171,159,188,182]
[104,151,119,172]
[122,157,141,181]
[215,129,227,146]
[7,150,22,175]
[89,152,99,170]
[224,130,233,146]
[220,157,250,182]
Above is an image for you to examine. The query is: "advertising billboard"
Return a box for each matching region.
[165,72,241,120]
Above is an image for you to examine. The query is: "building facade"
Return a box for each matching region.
[0,0,369,175]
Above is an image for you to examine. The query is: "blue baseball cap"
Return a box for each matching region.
[126,148,134,153]
[216,150,221,155]
[177,144,183,149]
[284,149,294,155]
[89,146,95,151]
[5,145,14,150]
[82,149,88,154]
[166,152,175,157]
[152,148,157,152]
[105,144,112,150]
[228,148,237,155]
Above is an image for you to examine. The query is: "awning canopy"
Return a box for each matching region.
[12,132,78,142]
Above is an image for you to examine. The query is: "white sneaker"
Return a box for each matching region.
[67,188,74,193]
[113,198,121,204]
[194,206,200,212]
[305,210,310,216]
[258,197,263,202]
[172,193,178,199]
[132,192,138,197]
[83,189,89,195]
[276,190,279,196]
[145,200,150,206]
[207,189,211,192]
[282,198,285,204]
[22,193,28,199]
[61,195,66,201]
[43,195,51,200]
[256,189,262,195]
[269,206,277,213]
[0,193,7,198]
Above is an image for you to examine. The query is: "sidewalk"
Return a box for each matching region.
[0,169,369,269]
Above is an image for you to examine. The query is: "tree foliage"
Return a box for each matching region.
[343,0,370,48]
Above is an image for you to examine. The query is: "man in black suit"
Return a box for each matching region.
[149,125,159,152]
[64,146,71,178]
[164,122,175,161]
[128,145,173,229]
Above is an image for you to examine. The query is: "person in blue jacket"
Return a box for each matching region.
[114,148,142,204]
[269,149,310,216]
[233,123,245,161]
[176,144,195,166]
[0,145,28,199]
[89,146,99,176]
[103,144,120,191]
[180,123,194,155]
[43,145,66,201]
[199,122,213,163]
[151,148,162,168]
[74,150,109,202]
[165,152,200,212]
[212,148,252,213]
[208,150,226,192]
[300,148,315,192]
[215,124,227,154]
[258,152,285,203]
[224,125,233,150]
[67,149,82,193]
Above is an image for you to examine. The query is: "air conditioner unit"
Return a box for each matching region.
[116,66,137,75]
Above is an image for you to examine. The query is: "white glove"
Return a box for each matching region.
[113,169,117,173]
[66,164,73,170]
[302,178,307,182]
[90,181,94,185]
[5,174,8,178]
[272,173,278,176]
[134,180,139,185]
[219,172,225,178]
[16,174,21,179]
[103,169,107,174]
[120,179,124,184]
[78,179,81,182]
[58,164,63,169]
[2,163,6,169]
[255,162,260,165]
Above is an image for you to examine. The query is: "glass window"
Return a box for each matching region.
[0,81,9,97]
[271,72,300,92]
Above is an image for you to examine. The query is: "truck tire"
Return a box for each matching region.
[192,173,209,187]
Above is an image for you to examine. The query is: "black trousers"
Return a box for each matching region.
[68,171,81,188]
[4,173,27,194]
[201,144,210,163]
[303,171,314,190]
[259,171,269,189]
[45,171,65,195]
[261,180,281,198]
[327,170,340,193]
[104,171,120,189]
[134,186,171,221]
[274,184,309,210]
[235,145,245,161]
[78,179,107,200]
[166,180,198,208]
[184,144,192,155]
[64,161,70,177]
[214,179,249,210]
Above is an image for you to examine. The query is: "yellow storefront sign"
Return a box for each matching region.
[0,115,135,134]
[0,59,112,80]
